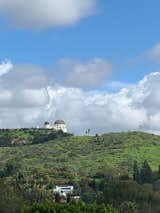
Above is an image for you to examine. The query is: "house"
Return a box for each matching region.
[53,185,80,204]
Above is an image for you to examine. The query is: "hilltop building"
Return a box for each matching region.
[44,121,52,129]
[44,120,68,133]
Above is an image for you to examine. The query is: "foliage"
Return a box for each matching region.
[0,180,23,213]
[119,201,138,213]
[0,131,160,212]
[140,160,153,184]
[0,128,72,146]
[133,161,140,183]
[133,160,153,184]
[23,202,117,213]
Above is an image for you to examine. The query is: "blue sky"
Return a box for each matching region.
[1,0,160,84]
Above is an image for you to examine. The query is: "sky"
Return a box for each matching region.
[0,0,160,134]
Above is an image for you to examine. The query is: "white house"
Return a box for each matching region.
[53,185,80,204]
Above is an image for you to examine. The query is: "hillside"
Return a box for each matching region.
[0,130,160,184]
[1,130,160,212]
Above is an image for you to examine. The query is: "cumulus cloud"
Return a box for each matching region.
[0,62,50,128]
[47,72,160,134]
[0,60,160,134]
[46,86,147,134]
[58,58,112,88]
[0,64,50,89]
[0,0,97,29]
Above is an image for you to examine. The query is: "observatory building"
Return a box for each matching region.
[44,121,52,129]
[44,120,68,133]
[54,120,67,133]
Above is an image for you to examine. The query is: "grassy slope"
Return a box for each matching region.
[0,131,160,183]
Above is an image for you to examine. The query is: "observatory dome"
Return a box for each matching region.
[54,120,66,125]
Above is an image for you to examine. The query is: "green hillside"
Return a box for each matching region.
[0,130,160,183]
[1,130,160,212]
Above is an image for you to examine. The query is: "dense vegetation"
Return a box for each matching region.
[1,129,160,212]
[0,128,72,146]
[23,202,116,213]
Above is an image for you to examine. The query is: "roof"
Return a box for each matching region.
[54,120,65,125]
[53,186,74,194]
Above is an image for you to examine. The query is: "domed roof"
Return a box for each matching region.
[54,120,65,125]
[44,121,50,125]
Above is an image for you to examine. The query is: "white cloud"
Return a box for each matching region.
[0,0,97,29]
[0,62,50,108]
[0,61,13,77]
[58,58,112,88]
[44,71,160,134]
[0,64,50,89]
[0,60,160,135]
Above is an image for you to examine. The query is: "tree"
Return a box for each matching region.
[85,129,91,135]
[158,165,160,178]
[0,180,23,213]
[140,160,153,184]
[133,161,140,183]
[1,159,22,177]
[119,201,138,213]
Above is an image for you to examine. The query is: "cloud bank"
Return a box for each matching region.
[0,61,160,135]
[58,58,112,88]
[0,0,97,29]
